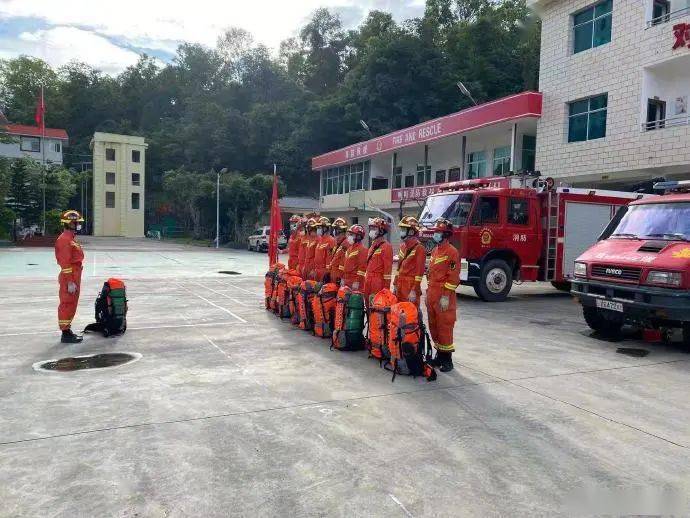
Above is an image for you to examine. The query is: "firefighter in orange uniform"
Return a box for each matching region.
[426,218,460,372]
[342,224,367,290]
[312,217,335,282]
[327,217,348,285]
[302,218,319,279]
[54,210,85,343]
[364,217,393,306]
[287,214,304,271]
[393,216,426,306]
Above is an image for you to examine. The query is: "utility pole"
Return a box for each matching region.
[216,168,228,249]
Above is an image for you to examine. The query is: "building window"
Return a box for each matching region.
[404,173,415,188]
[435,170,447,184]
[651,0,670,25]
[522,136,536,172]
[132,173,141,186]
[351,162,364,191]
[416,165,431,186]
[20,136,40,152]
[106,148,116,161]
[493,147,511,176]
[448,167,462,182]
[508,198,530,225]
[51,141,62,153]
[466,151,487,179]
[132,150,141,163]
[471,196,500,225]
[105,191,115,208]
[393,167,403,189]
[106,172,116,185]
[646,98,666,130]
[371,177,389,190]
[568,94,608,142]
[131,193,140,210]
[573,0,612,54]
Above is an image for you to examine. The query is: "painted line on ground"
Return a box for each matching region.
[389,494,414,518]
[190,281,249,307]
[0,321,249,338]
[175,283,248,323]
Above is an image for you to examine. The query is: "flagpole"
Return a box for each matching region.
[40,86,46,236]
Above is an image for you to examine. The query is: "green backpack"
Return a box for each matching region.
[331,287,365,351]
[84,278,128,337]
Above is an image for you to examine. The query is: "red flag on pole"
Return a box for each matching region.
[268,164,281,267]
[34,86,45,132]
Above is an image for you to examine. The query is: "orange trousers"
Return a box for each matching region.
[364,274,387,304]
[395,275,422,307]
[425,283,456,352]
[58,268,82,330]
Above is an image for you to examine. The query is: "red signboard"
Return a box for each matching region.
[312,91,542,170]
[391,177,513,202]
[673,23,690,50]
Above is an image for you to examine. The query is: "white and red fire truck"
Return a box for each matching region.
[417,174,650,301]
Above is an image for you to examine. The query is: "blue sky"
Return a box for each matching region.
[0,0,424,75]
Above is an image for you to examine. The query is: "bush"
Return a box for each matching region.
[45,209,63,236]
[0,207,15,239]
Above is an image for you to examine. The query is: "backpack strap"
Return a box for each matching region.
[367,239,386,264]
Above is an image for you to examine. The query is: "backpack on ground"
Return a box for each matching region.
[84,278,128,337]
[287,275,302,326]
[367,289,397,362]
[312,283,338,338]
[385,302,436,382]
[331,286,366,351]
[298,280,320,331]
[264,263,284,311]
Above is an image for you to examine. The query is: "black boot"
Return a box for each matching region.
[61,329,83,344]
[440,352,454,373]
[429,351,446,368]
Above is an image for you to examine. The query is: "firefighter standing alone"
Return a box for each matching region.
[55,210,85,343]
[426,218,460,372]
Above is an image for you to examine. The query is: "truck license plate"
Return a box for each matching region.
[596,299,624,313]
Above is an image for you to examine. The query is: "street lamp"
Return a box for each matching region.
[216,167,228,249]
[360,119,373,138]
[457,81,478,106]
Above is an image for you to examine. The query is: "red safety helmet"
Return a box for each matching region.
[368,217,390,234]
[347,224,365,240]
[430,218,453,236]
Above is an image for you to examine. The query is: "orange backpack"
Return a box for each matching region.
[287,274,302,326]
[297,280,320,331]
[264,263,285,310]
[275,270,292,319]
[367,289,397,361]
[312,283,339,338]
[387,302,436,382]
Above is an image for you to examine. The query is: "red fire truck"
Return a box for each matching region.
[572,180,690,343]
[417,175,648,301]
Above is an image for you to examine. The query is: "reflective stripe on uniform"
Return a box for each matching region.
[433,255,448,265]
[383,275,392,280]
[357,270,366,276]
[444,283,458,291]
[61,268,73,273]
[415,276,423,282]
[434,343,455,352]
[347,250,359,258]
[338,265,344,271]
[373,249,382,255]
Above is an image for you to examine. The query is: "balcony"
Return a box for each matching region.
[640,53,690,132]
[646,1,690,27]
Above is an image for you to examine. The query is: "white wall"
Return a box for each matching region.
[641,57,690,124]
[0,138,64,164]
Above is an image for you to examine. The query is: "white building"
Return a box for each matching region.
[91,132,147,238]
[0,123,68,165]
[311,92,542,245]
[529,0,690,187]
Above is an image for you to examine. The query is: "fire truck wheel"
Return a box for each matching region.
[582,306,623,336]
[550,281,572,292]
[474,259,513,302]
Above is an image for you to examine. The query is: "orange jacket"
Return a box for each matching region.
[54,230,84,283]
[313,234,336,272]
[394,237,426,301]
[427,240,461,297]
[328,236,348,282]
[303,233,318,278]
[287,233,302,271]
[343,241,367,288]
[364,237,393,297]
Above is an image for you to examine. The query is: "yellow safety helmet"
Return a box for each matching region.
[398,216,420,232]
[331,217,348,230]
[306,217,318,229]
[317,216,331,228]
[60,210,84,224]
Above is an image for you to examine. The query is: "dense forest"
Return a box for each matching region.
[0,0,540,240]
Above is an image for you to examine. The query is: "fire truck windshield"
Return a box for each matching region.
[419,193,474,228]
[613,202,690,241]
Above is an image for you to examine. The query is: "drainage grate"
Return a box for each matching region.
[218,271,240,275]
[34,352,141,372]
[616,348,650,358]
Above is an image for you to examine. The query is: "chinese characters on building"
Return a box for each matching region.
[673,23,690,50]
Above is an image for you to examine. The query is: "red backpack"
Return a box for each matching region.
[312,283,338,338]
[367,289,397,362]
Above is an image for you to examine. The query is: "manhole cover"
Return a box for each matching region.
[26,263,38,266]
[616,348,650,358]
[218,271,240,275]
[33,352,141,372]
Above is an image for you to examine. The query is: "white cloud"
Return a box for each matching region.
[2,26,141,74]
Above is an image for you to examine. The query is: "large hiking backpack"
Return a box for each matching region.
[84,278,128,337]
[386,302,436,382]
[331,286,366,351]
[312,282,338,338]
[298,280,320,331]
[367,289,397,361]
[264,263,285,311]
[277,270,298,320]
[287,275,302,326]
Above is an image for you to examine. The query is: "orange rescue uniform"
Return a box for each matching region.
[313,234,336,282]
[328,236,348,285]
[303,234,318,279]
[287,232,302,271]
[54,229,84,330]
[393,237,426,306]
[342,241,367,289]
[297,233,310,278]
[364,237,393,302]
[425,240,460,353]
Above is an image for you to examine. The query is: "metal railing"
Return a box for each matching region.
[642,113,690,131]
[646,6,690,28]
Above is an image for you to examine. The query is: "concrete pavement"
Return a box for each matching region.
[0,238,688,517]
